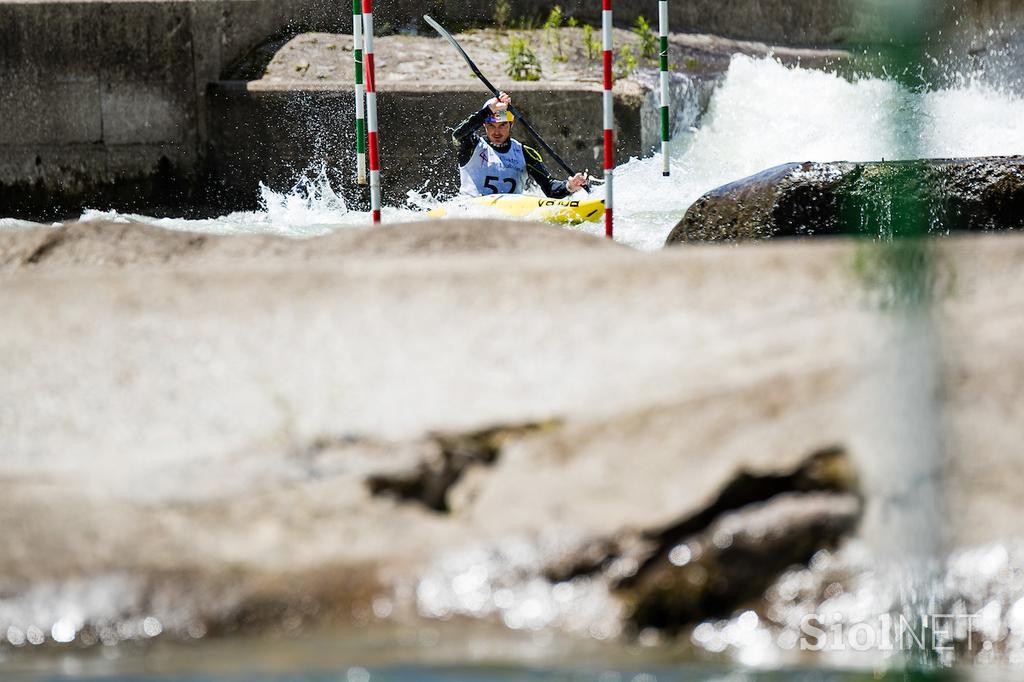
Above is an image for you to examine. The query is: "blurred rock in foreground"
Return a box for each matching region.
[2,219,1023,650]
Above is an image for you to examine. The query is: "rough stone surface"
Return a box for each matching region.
[3,221,1022,640]
[0,218,625,272]
[666,156,1024,244]
[433,0,861,46]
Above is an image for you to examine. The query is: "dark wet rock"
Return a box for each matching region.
[427,442,862,637]
[543,446,857,589]
[666,156,1024,244]
[630,445,857,575]
[620,491,861,631]
[542,535,623,584]
[366,422,558,513]
[513,445,862,634]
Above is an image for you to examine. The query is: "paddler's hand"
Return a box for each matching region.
[567,171,589,193]
[487,91,511,114]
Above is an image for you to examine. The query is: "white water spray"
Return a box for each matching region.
[605,55,1024,249]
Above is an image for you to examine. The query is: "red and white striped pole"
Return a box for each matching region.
[361,0,381,223]
[602,0,614,238]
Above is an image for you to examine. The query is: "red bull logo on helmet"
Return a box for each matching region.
[484,108,514,124]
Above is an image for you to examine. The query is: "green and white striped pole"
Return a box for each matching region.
[659,0,670,176]
[353,0,367,185]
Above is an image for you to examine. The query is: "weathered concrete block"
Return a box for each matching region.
[95,3,195,82]
[0,78,102,145]
[0,0,208,218]
[101,82,189,145]
[0,4,101,80]
[0,142,195,218]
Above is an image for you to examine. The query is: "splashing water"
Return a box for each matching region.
[256,164,349,231]
[603,55,1024,249]
[411,532,623,640]
[682,539,1024,669]
[80,165,428,237]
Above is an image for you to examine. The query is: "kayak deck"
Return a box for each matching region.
[429,194,605,224]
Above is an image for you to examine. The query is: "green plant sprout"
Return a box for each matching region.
[582,23,600,61]
[633,15,657,62]
[616,43,638,78]
[544,5,566,61]
[506,36,542,81]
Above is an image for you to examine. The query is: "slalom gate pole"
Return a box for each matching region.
[602,0,614,238]
[659,0,670,176]
[362,0,381,223]
[353,0,367,185]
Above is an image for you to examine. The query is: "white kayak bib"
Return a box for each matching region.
[459,137,528,197]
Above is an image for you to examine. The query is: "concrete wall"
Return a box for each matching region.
[0,1,197,217]
[0,0,343,219]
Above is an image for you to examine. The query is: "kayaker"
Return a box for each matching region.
[451,92,589,198]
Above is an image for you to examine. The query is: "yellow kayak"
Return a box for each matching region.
[428,194,605,224]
